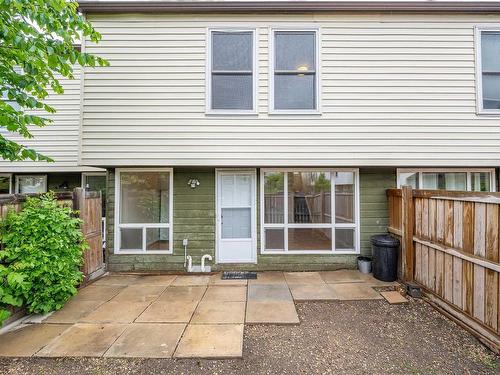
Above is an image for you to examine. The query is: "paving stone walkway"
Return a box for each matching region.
[0,271,397,359]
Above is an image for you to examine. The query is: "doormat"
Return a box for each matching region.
[222,271,257,280]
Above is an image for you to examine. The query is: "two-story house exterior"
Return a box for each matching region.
[5,0,500,273]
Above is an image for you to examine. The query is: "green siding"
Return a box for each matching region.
[106,167,396,272]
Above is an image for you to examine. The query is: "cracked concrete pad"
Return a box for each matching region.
[104,323,185,358]
[80,301,150,323]
[209,273,248,286]
[289,284,339,301]
[284,272,325,285]
[246,301,299,324]
[72,285,125,302]
[136,300,198,323]
[191,301,245,324]
[0,324,69,357]
[36,323,127,357]
[319,270,364,284]
[247,284,293,302]
[328,283,383,300]
[111,285,167,303]
[248,272,286,285]
[158,286,206,302]
[132,275,177,286]
[171,276,210,286]
[174,324,243,358]
[92,275,142,286]
[43,299,104,324]
[203,286,247,302]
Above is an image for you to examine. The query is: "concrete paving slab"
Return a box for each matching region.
[158,286,206,302]
[359,273,400,287]
[191,301,245,324]
[80,301,150,323]
[72,285,125,302]
[171,276,210,286]
[110,285,167,303]
[132,275,177,286]
[246,301,299,324]
[91,275,142,286]
[247,284,293,302]
[319,270,364,284]
[248,272,286,285]
[36,323,127,357]
[43,299,104,324]
[174,324,243,358]
[289,284,339,301]
[104,323,185,358]
[136,300,198,323]
[0,324,69,357]
[203,286,247,302]
[329,283,384,300]
[284,272,325,285]
[209,273,248,286]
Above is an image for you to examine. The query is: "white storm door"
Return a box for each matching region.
[217,171,256,263]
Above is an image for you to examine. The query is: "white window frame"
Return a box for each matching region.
[269,27,321,115]
[0,173,12,194]
[397,168,496,192]
[114,168,174,255]
[15,174,47,194]
[81,172,106,189]
[206,28,258,115]
[475,26,500,115]
[260,168,360,255]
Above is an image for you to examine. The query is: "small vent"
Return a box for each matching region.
[222,271,257,280]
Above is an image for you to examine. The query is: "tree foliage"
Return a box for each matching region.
[0,0,108,161]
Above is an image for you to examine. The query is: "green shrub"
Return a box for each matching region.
[0,193,87,325]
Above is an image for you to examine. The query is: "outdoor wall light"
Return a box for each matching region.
[188,178,200,189]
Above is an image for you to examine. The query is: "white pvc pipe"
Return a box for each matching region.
[201,254,212,272]
[186,255,193,272]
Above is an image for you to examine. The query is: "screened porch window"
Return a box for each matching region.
[116,170,173,253]
[261,170,358,253]
[397,169,495,192]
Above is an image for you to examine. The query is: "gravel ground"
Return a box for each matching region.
[0,299,498,375]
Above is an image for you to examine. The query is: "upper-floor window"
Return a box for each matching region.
[397,169,496,192]
[270,29,319,113]
[207,29,256,113]
[476,28,500,114]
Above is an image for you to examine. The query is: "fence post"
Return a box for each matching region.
[401,185,415,282]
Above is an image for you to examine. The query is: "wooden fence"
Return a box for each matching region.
[387,186,500,353]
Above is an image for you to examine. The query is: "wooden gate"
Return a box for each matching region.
[387,186,500,353]
[73,188,105,283]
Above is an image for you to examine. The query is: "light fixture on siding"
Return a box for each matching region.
[188,178,200,189]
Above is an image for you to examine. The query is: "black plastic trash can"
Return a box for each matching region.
[371,234,400,282]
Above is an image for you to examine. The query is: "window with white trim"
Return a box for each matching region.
[270,29,319,112]
[115,169,173,253]
[207,29,256,113]
[261,169,359,254]
[15,175,47,194]
[397,169,495,192]
[476,28,500,113]
[0,174,11,194]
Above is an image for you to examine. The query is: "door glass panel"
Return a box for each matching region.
[264,172,285,224]
[335,172,354,224]
[288,171,331,223]
[120,228,142,250]
[221,207,251,238]
[146,228,169,251]
[235,175,252,206]
[288,228,332,251]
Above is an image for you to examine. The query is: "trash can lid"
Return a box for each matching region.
[370,234,400,247]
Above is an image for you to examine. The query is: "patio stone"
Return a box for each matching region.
[104,323,185,358]
[136,300,198,323]
[289,284,339,301]
[43,299,104,324]
[328,283,383,300]
[158,286,206,302]
[359,273,400,287]
[92,275,142,286]
[171,275,210,286]
[247,284,293,301]
[284,272,325,285]
[80,301,150,323]
[110,285,167,303]
[0,324,69,357]
[246,301,299,324]
[203,286,247,302]
[36,323,127,357]
[319,270,364,284]
[72,285,125,302]
[132,275,177,286]
[191,301,245,324]
[174,324,243,358]
[248,272,286,285]
[209,273,248,286]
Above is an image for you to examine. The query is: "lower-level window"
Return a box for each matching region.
[0,174,11,194]
[261,169,359,254]
[115,169,173,254]
[15,175,47,194]
[397,169,495,192]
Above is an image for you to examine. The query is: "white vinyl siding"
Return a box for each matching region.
[81,13,500,167]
